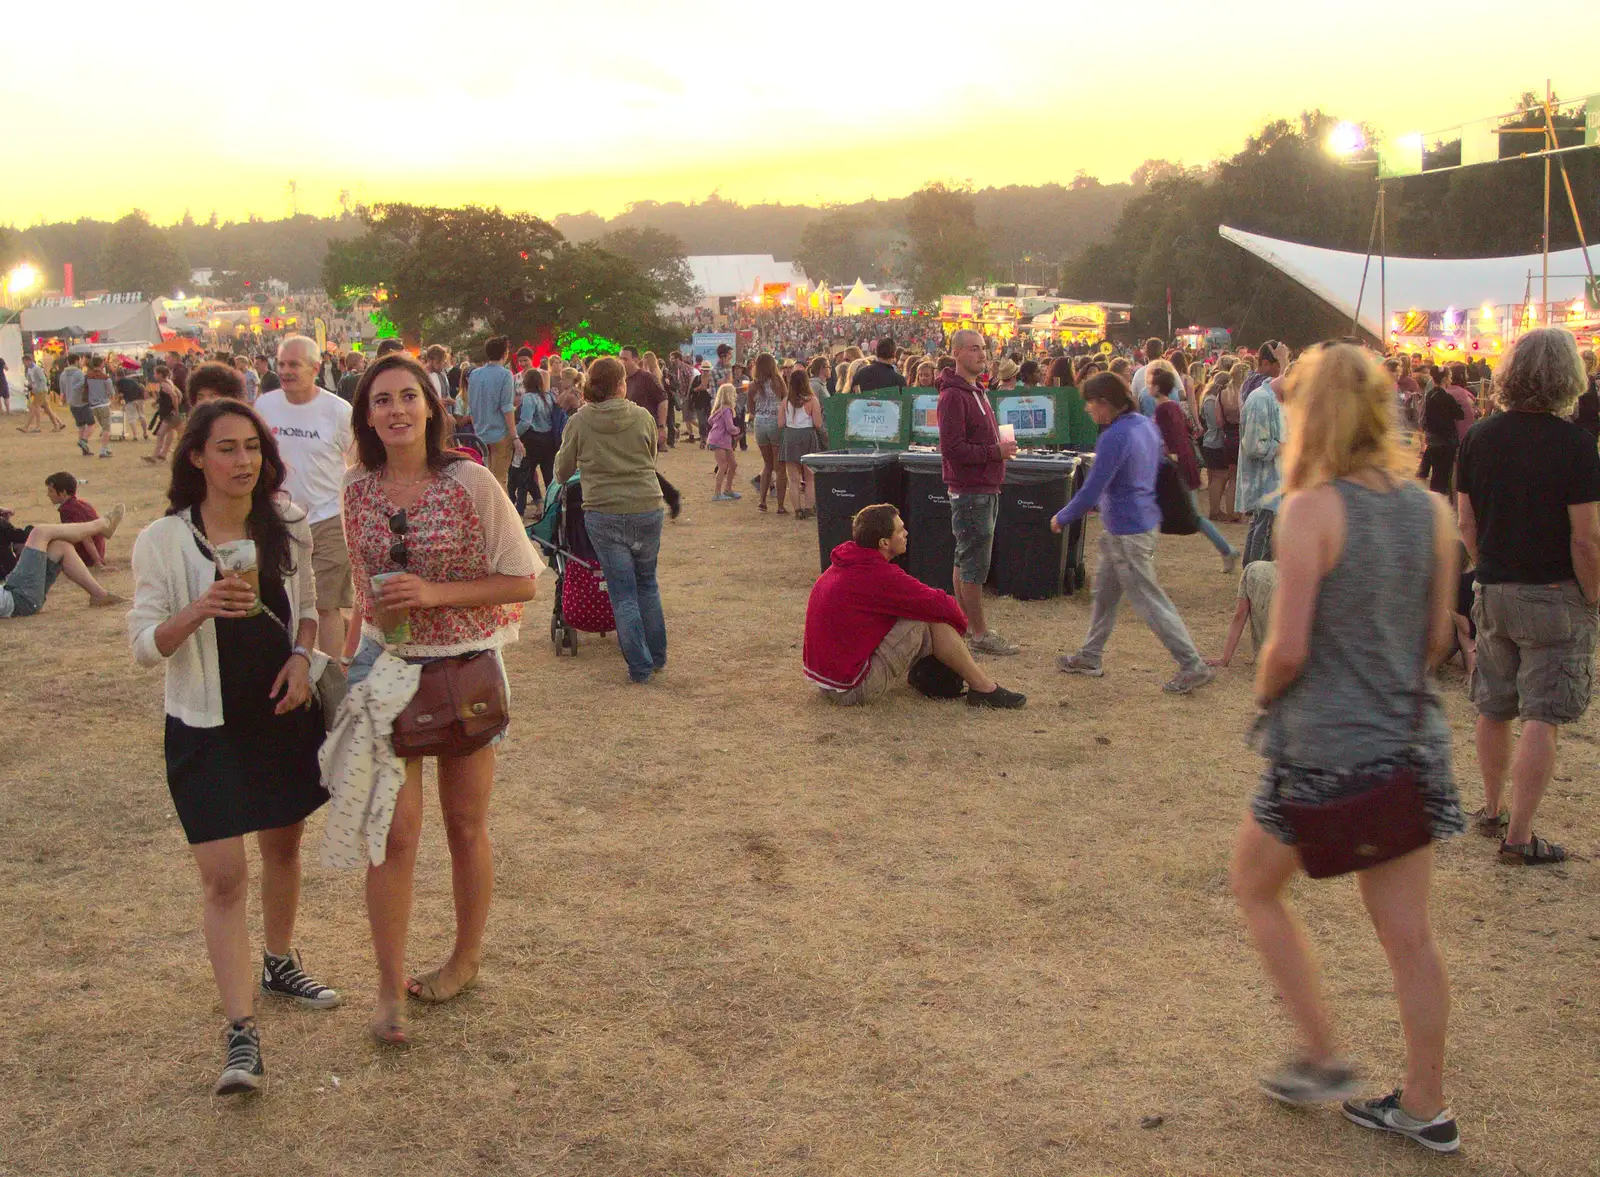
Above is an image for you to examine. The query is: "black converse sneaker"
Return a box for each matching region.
[261,948,341,1009]
[214,1020,264,1096]
[1342,1090,1460,1153]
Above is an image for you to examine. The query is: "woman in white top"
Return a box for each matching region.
[127,399,338,1097]
[777,369,824,519]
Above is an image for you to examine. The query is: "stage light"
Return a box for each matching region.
[1327,122,1366,157]
[5,263,40,295]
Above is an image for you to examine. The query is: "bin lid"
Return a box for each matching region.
[1004,454,1080,483]
[897,450,946,471]
[800,449,900,471]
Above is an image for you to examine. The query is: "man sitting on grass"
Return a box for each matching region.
[0,505,126,618]
[44,471,112,574]
[803,503,1026,708]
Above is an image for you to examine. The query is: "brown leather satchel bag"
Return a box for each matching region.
[391,651,508,759]
[1278,648,1434,878]
[1278,763,1431,879]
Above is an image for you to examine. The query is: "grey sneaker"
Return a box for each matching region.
[1056,652,1104,677]
[1223,549,1240,574]
[1260,1057,1361,1105]
[1163,665,1216,694]
[1342,1090,1460,1153]
[968,631,1020,656]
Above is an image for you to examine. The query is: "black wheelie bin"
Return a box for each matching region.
[800,450,903,572]
[897,449,956,590]
[990,453,1082,600]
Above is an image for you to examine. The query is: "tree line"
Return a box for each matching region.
[4,94,1590,348]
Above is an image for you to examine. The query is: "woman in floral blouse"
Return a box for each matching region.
[341,352,541,1044]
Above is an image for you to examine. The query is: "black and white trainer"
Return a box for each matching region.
[1259,1057,1361,1105]
[214,1020,264,1096]
[261,948,341,1009]
[1342,1090,1460,1153]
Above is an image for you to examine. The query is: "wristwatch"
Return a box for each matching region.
[290,644,312,664]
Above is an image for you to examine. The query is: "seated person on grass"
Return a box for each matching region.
[0,505,126,618]
[803,503,1026,709]
[1208,559,1276,669]
[44,470,112,573]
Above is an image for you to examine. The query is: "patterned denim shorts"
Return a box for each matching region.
[950,492,999,584]
[1252,747,1465,846]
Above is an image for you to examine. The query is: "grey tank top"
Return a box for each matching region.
[1262,479,1448,770]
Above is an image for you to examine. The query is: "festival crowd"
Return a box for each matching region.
[5,314,1600,1160]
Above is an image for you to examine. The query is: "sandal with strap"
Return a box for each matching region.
[406,965,478,1003]
[1473,806,1509,838]
[1499,834,1568,866]
[370,1015,410,1047]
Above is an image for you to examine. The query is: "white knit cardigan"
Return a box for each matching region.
[127,506,317,728]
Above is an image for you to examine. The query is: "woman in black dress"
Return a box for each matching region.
[128,399,338,1097]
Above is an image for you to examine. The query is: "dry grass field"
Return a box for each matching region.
[1,418,1595,1177]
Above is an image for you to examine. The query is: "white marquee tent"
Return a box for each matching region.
[1219,225,1595,337]
[840,279,882,313]
[19,298,162,344]
[684,255,807,302]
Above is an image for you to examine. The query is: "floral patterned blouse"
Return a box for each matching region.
[344,459,543,657]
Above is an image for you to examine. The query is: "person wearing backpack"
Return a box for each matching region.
[512,368,563,519]
[1052,372,1214,695]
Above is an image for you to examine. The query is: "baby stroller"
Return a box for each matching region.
[527,475,614,656]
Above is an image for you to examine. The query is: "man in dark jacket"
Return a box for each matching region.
[937,329,1019,655]
[852,337,907,393]
[803,504,1025,708]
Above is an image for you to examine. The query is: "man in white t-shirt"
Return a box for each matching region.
[254,335,354,656]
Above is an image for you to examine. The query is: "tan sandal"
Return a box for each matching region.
[406,966,478,1003]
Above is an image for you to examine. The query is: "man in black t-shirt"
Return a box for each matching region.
[1457,327,1600,866]
[852,337,907,393]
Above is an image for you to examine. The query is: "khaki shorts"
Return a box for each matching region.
[310,515,354,611]
[1471,580,1598,725]
[827,619,933,707]
[90,404,111,430]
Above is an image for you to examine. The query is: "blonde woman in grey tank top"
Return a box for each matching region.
[1230,344,1466,1154]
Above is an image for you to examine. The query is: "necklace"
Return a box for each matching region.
[383,468,433,492]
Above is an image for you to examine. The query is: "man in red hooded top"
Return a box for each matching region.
[803,503,1026,709]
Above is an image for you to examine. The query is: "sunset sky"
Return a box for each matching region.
[6,0,1594,227]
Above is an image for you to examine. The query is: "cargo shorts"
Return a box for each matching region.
[827,619,933,707]
[949,492,999,584]
[1471,580,1598,725]
[310,514,355,611]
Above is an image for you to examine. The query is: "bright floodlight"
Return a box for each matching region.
[5,263,40,294]
[1327,122,1366,157]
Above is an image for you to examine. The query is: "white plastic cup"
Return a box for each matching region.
[213,539,262,616]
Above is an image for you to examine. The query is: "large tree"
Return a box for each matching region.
[901,183,990,305]
[796,209,883,285]
[324,203,679,353]
[99,211,188,297]
[596,226,699,306]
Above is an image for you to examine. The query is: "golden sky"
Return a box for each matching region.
[5,0,1594,226]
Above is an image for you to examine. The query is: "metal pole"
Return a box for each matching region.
[1542,80,1552,323]
[1379,179,1387,350]
[1542,96,1598,297]
[1352,186,1382,336]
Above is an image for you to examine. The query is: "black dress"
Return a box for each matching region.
[164,567,327,844]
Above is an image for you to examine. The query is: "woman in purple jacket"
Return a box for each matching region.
[1052,372,1214,694]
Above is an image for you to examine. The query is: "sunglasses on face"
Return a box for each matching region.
[388,509,409,567]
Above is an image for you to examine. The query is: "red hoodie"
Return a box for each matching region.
[803,542,968,691]
[935,369,1004,494]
